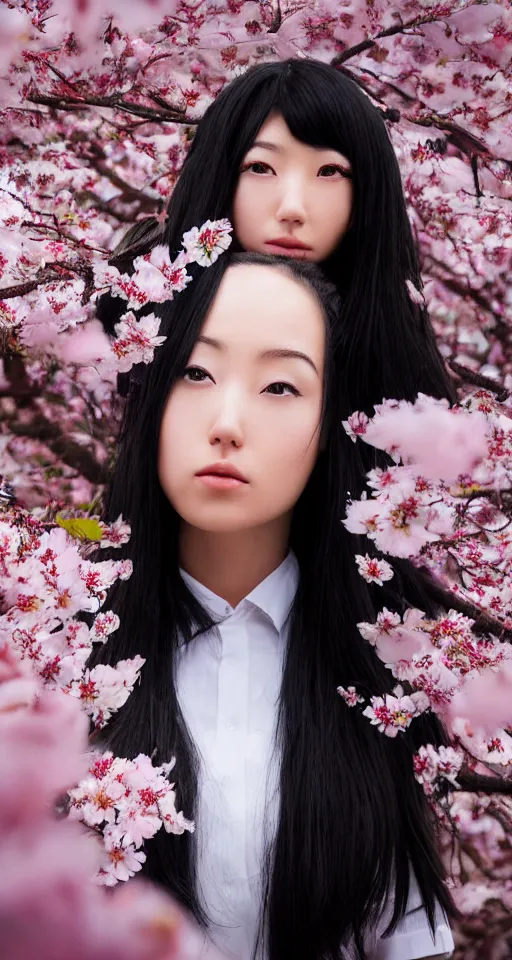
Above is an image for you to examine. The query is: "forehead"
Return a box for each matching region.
[250,111,345,156]
[202,264,325,355]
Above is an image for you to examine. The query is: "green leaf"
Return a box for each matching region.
[56,515,104,542]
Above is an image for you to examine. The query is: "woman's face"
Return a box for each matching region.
[233,112,353,263]
[158,263,325,535]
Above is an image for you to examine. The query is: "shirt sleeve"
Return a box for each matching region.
[372,869,454,960]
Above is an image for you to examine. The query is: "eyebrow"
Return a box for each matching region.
[249,139,281,152]
[197,335,319,376]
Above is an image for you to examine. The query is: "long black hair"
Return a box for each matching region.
[97,58,456,412]
[89,253,454,960]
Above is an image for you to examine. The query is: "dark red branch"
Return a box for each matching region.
[6,413,109,486]
[331,14,438,66]
[26,89,196,125]
[448,360,509,402]
[419,570,512,641]
[457,774,512,796]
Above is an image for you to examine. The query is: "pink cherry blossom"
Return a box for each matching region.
[360,394,489,483]
[182,219,233,266]
[99,515,131,549]
[448,660,512,733]
[413,743,463,795]
[336,685,365,707]
[355,553,394,585]
[362,685,430,737]
[111,312,167,374]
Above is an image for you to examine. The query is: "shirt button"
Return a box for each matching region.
[226,722,235,731]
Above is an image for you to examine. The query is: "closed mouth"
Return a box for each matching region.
[265,238,312,251]
[196,464,248,483]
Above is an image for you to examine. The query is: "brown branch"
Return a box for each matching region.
[336,54,495,170]
[419,570,512,641]
[269,0,282,33]
[0,272,64,300]
[425,257,508,332]
[2,355,108,484]
[7,413,108,485]
[331,14,439,66]
[350,65,416,105]
[85,146,164,210]
[1,355,39,404]
[74,189,156,223]
[458,839,499,880]
[26,90,196,125]
[457,774,512,796]
[0,262,95,306]
[448,360,509,403]
[404,114,492,159]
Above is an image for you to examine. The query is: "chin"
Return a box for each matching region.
[182,508,258,534]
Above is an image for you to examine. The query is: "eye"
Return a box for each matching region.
[264,381,300,397]
[183,365,212,383]
[318,163,352,179]
[241,160,275,175]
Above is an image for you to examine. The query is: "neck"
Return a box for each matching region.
[179,516,291,608]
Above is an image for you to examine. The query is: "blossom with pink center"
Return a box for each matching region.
[413,743,463,795]
[362,685,429,737]
[342,410,369,442]
[112,312,167,374]
[68,774,126,826]
[67,656,145,726]
[182,218,232,266]
[90,611,120,643]
[336,685,364,707]
[355,553,394,585]
[98,514,131,549]
[97,839,146,885]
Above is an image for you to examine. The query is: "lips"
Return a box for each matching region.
[195,462,248,483]
[265,237,312,251]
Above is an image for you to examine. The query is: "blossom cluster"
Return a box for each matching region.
[413,743,464,796]
[0,505,192,883]
[342,392,512,775]
[93,220,232,375]
[0,639,221,960]
[68,751,194,886]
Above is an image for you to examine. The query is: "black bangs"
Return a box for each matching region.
[277,61,357,160]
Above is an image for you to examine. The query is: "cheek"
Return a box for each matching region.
[158,398,192,496]
[233,183,264,244]
[315,187,353,255]
[258,409,321,487]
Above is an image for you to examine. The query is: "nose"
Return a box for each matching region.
[276,173,306,227]
[208,386,245,451]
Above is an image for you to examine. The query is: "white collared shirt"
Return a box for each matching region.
[176,553,454,960]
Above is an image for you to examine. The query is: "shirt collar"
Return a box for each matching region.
[180,551,299,634]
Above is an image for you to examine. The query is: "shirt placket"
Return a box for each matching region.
[213,604,251,885]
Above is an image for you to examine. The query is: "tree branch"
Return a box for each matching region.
[448,360,509,402]
[0,272,65,300]
[331,14,438,67]
[425,256,508,333]
[26,89,197,125]
[269,0,282,33]
[457,774,512,796]
[1,356,108,484]
[6,413,108,486]
[419,570,512,641]
[85,144,165,210]
[0,262,95,306]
